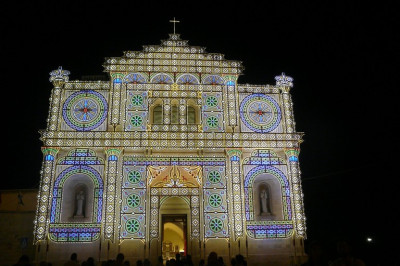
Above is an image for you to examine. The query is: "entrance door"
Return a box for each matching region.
[162,214,187,261]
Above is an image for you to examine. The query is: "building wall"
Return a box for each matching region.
[0,190,37,266]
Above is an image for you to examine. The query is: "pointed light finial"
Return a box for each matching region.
[275,72,293,88]
[169,17,180,34]
[49,66,70,83]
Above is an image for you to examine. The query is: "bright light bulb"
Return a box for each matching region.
[367,237,372,242]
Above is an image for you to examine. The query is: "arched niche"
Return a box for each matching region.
[50,165,103,224]
[252,173,284,221]
[60,174,94,223]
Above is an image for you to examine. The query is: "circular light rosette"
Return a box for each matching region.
[125,218,140,234]
[63,90,108,131]
[240,93,281,133]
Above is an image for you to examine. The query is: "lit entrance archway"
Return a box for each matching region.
[162,214,188,260]
[148,165,202,264]
[159,197,190,261]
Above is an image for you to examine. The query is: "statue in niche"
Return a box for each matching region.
[74,190,85,217]
[260,188,271,214]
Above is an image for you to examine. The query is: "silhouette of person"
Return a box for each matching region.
[116,253,124,266]
[85,257,95,266]
[157,256,163,266]
[64,253,79,266]
[330,240,365,266]
[301,241,328,266]
[13,255,31,266]
[235,254,247,266]
[207,252,218,266]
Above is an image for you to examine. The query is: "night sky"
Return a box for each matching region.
[3,1,398,264]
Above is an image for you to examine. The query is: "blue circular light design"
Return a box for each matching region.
[239,94,281,133]
[62,90,108,131]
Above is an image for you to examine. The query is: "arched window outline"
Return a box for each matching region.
[149,99,164,125]
[187,106,196,124]
[152,105,163,124]
[202,75,225,85]
[176,74,199,85]
[151,73,173,84]
[124,73,147,84]
[187,99,200,125]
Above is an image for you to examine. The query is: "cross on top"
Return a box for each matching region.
[169,17,180,34]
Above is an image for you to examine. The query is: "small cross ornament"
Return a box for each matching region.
[169,17,180,34]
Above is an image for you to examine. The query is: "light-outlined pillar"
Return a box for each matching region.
[110,73,125,129]
[285,148,306,238]
[34,147,59,243]
[226,149,245,256]
[104,148,123,242]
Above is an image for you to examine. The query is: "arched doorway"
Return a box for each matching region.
[160,197,190,261]
[147,165,202,264]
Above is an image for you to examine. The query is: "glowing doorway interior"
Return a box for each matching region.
[162,214,187,261]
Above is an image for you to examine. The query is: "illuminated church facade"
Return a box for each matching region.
[34,33,306,265]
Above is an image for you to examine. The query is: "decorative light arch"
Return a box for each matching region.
[50,165,103,223]
[244,165,291,221]
[124,73,147,83]
[244,165,294,239]
[111,73,124,84]
[202,75,225,85]
[150,73,173,84]
[176,74,199,84]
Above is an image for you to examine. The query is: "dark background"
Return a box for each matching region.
[2,1,398,264]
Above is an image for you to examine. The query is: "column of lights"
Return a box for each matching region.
[226,80,238,128]
[285,148,306,237]
[191,189,200,240]
[34,147,59,242]
[149,188,159,239]
[164,99,170,125]
[48,67,69,131]
[227,150,244,239]
[276,73,306,237]
[180,98,186,125]
[104,148,122,241]
[110,73,124,125]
